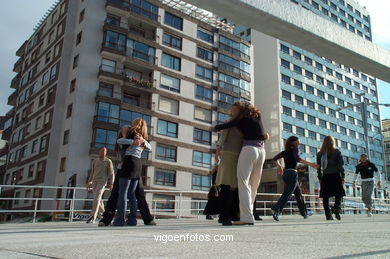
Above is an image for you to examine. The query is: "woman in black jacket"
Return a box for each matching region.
[317,136,346,220]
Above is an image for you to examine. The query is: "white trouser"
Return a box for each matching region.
[236,145,266,223]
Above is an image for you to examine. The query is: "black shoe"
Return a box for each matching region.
[254,214,263,221]
[303,215,309,219]
[334,213,341,220]
[144,220,156,226]
[206,215,213,220]
[221,220,232,226]
[272,210,280,222]
[218,218,222,224]
[326,215,334,220]
[86,216,93,224]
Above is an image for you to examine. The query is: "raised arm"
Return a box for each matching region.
[213,118,239,132]
[142,140,152,151]
[294,148,319,169]
[117,138,134,145]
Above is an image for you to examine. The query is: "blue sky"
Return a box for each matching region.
[0,0,389,119]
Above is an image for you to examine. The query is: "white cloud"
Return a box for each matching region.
[356,0,390,49]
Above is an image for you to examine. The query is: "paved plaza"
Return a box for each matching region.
[0,214,389,258]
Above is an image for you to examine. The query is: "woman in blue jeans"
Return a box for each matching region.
[271,136,319,221]
[113,118,151,226]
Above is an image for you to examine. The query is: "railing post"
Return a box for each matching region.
[290,202,293,215]
[197,201,200,219]
[69,188,76,223]
[178,192,182,219]
[33,198,38,223]
[153,201,157,220]
[264,201,266,216]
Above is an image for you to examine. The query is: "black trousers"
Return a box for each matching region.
[323,196,342,217]
[100,174,153,226]
[272,170,307,216]
[219,185,239,222]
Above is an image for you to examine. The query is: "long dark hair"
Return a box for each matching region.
[243,102,261,119]
[231,101,247,120]
[285,136,299,151]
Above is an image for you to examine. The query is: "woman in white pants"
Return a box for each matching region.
[353,154,382,217]
[214,102,269,225]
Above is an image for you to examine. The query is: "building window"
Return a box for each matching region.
[123,93,140,106]
[195,85,212,103]
[164,12,183,30]
[96,102,119,124]
[79,9,85,23]
[197,47,213,62]
[218,92,239,109]
[158,96,179,115]
[162,33,182,50]
[196,65,213,82]
[296,127,305,136]
[42,71,49,85]
[63,130,69,145]
[295,95,304,105]
[283,122,292,132]
[28,164,34,178]
[66,104,73,118]
[94,128,117,150]
[70,79,76,93]
[218,112,229,124]
[305,71,313,80]
[191,199,207,214]
[126,39,155,64]
[193,151,211,168]
[308,130,316,140]
[197,28,213,43]
[160,74,180,93]
[154,169,176,186]
[76,31,82,45]
[98,82,113,97]
[282,90,291,100]
[192,174,211,191]
[193,128,211,145]
[295,111,304,120]
[281,74,291,84]
[194,107,211,123]
[162,53,181,71]
[280,44,289,54]
[157,120,178,138]
[60,157,66,172]
[293,65,302,75]
[306,85,314,94]
[104,31,126,51]
[294,80,303,89]
[73,55,79,69]
[282,106,292,116]
[156,144,177,162]
[131,0,158,21]
[106,14,120,26]
[308,115,316,124]
[120,110,151,128]
[39,135,48,152]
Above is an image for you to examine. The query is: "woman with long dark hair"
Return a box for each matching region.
[213,102,269,225]
[113,118,151,226]
[317,136,345,220]
[271,136,319,221]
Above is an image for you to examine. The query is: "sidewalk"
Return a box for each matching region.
[0,214,389,258]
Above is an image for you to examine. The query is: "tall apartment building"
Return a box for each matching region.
[234,0,386,201]
[383,119,390,180]
[1,0,253,216]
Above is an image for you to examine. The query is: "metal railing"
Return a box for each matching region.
[0,184,389,223]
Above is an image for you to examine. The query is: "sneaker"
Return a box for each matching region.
[368,211,373,217]
[254,214,263,221]
[272,210,280,222]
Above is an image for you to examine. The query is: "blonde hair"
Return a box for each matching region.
[319,136,336,155]
[130,118,148,140]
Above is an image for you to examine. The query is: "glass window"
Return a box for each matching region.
[195,85,213,103]
[283,122,293,132]
[164,12,183,30]
[193,151,211,168]
[280,44,289,54]
[104,30,126,51]
[192,174,211,191]
[154,169,176,186]
[131,0,158,21]
[282,74,291,84]
[308,115,316,124]
[196,65,213,82]
[156,144,177,162]
[127,39,155,64]
[294,80,303,89]
[96,102,119,124]
[162,33,182,50]
[153,194,175,212]
[159,96,179,115]
[281,59,290,68]
[295,95,304,105]
[193,128,211,145]
[282,106,292,116]
[120,110,151,128]
[157,119,178,138]
[282,90,291,100]
[296,111,304,120]
[98,82,113,97]
[217,112,229,124]
[194,107,211,122]
[305,71,313,80]
[94,128,117,150]
[162,53,181,71]
[197,28,213,43]
[218,92,239,109]
[296,127,305,136]
[197,47,213,62]
[160,74,180,92]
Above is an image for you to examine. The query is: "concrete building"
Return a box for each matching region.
[383,119,390,181]
[1,0,254,218]
[233,0,386,208]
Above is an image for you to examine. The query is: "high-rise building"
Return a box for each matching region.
[1,0,254,217]
[383,119,390,180]
[234,0,385,201]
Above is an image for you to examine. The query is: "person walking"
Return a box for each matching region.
[353,154,382,217]
[214,102,245,226]
[86,147,115,224]
[203,165,220,219]
[317,136,346,220]
[214,102,269,225]
[113,119,151,226]
[271,136,319,221]
[99,129,155,226]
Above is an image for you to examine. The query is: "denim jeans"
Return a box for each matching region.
[113,177,139,226]
[272,169,307,216]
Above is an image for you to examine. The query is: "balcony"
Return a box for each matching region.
[104,19,158,42]
[10,74,21,89]
[126,48,157,65]
[218,80,251,99]
[219,42,250,61]
[13,58,23,73]
[7,90,18,106]
[98,65,155,91]
[106,0,160,23]
[218,61,251,79]
[16,41,27,57]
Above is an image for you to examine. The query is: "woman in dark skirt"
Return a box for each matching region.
[317,136,346,220]
[203,166,220,219]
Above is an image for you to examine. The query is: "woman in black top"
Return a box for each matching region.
[213,102,269,225]
[271,136,319,221]
[317,136,346,220]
